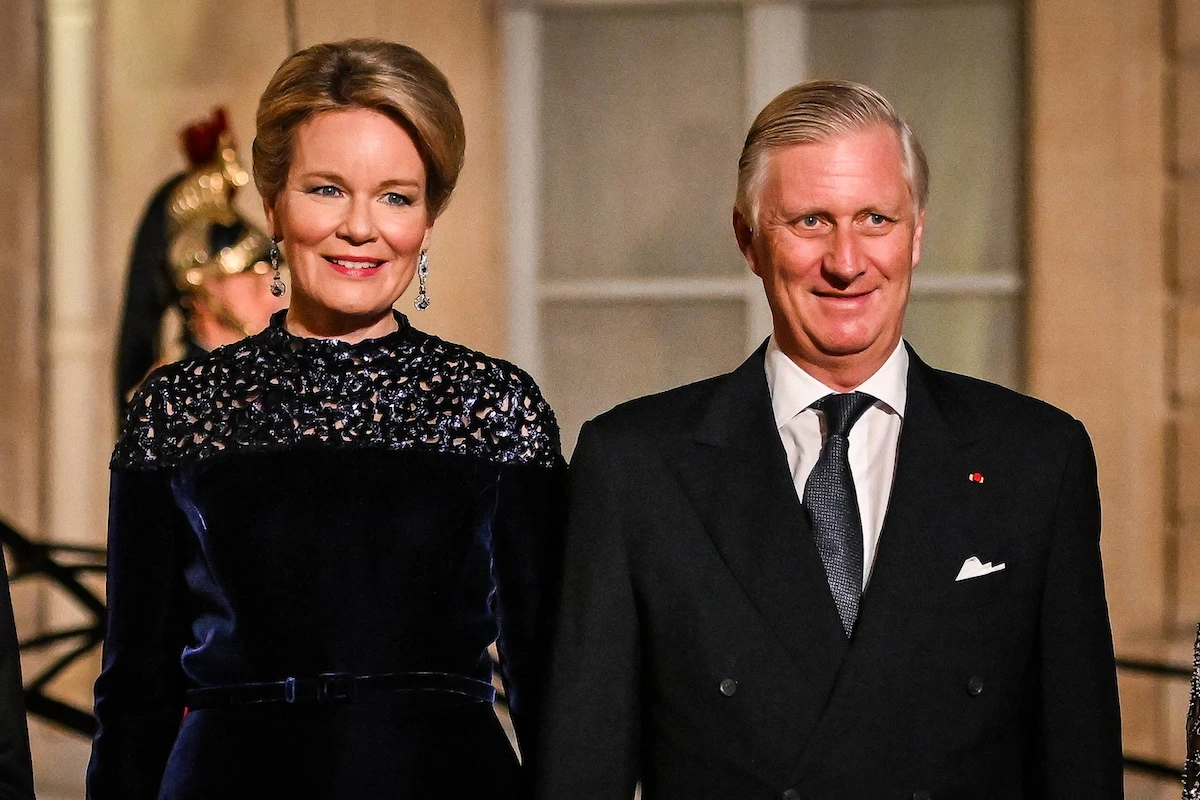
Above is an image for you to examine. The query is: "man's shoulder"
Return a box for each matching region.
[569,373,735,477]
[589,374,726,440]
[922,363,1086,441]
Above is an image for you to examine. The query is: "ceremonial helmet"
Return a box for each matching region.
[166,108,276,335]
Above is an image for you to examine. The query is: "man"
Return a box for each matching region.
[534,81,1122,798]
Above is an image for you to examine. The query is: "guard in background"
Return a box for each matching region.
[115,108,285,413]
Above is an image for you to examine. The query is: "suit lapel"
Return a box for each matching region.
[788,346,987,781]
[666,345,849,737]
[857,347,985,633]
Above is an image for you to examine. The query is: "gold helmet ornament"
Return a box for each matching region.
[166,108,278,336]
[117,108,288,411]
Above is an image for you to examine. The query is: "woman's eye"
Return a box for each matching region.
[382,192,412,207]
[310,185,342,198]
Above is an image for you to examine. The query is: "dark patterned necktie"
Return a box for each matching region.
[803,392,876,637]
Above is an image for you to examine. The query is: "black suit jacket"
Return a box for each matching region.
[534,344,1122,800]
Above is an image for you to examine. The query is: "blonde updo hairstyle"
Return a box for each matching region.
[253,38,465,219]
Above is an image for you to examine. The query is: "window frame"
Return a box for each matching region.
[501,0,1025,385]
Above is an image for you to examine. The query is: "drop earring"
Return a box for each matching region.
[414,251,430,311]
[269,241,285,297]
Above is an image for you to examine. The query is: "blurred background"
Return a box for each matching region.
[0,0,1192,796]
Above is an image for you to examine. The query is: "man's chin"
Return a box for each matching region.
[808,333,880,360]
[775,320,898,363]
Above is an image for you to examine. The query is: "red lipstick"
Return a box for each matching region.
[324,255,384,277]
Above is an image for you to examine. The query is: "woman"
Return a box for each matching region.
[88,39,565,799]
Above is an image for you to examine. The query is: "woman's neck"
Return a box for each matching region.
[282,302,399,343]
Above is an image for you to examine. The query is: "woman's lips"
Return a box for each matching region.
[325,256,384,277]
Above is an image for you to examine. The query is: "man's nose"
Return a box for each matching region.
[823,228,864,284]
[338,197,376,244]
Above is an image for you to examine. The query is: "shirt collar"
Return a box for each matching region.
[765,337,909,429]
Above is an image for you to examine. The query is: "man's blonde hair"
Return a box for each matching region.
[736,80,929,226]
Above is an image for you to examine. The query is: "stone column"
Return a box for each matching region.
[1172,0,1200,634]
[37,0,107,794]
[44,0,106,549]
[1027,0,1173,787]
[1163,0,1200,784]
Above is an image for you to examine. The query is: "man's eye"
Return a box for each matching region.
[867,213,889,225]
[799,215,820,228]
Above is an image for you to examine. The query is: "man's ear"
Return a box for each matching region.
[911,208,925,268]
[733,207,761,276]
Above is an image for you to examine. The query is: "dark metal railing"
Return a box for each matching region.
[1116,656,1190,781]
[0,517,106,736]
[1116,657,1191,680]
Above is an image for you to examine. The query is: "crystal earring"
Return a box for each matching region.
[269,241,286,297]
[414,251,430,311]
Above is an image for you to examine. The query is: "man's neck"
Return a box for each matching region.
[774,336,900,393]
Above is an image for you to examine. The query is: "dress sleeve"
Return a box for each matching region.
[86,468,191,800]
[489,450,568,765]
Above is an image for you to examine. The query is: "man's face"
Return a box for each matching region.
[735,126,924,388]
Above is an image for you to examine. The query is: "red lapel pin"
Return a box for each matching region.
[968,472,985,484]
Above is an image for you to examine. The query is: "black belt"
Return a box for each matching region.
[185,671,496,709]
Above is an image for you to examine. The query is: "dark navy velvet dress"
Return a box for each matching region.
[87,311,566,799]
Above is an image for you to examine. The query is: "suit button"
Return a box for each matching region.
[912,792,932,800]
[782,790,800,800]
[719,678,738,697]
[966,676,984,696]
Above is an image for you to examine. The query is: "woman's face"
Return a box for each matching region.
[264,107,433,341]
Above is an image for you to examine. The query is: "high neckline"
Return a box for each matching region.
[266,308,413,353]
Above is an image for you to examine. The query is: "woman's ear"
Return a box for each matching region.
[262,197,276,240]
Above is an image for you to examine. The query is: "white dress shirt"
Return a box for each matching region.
[764,338,909,588]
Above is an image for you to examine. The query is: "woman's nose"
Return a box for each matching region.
[338,198,376,244]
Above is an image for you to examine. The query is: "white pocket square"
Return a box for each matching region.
[955,556,1006,582]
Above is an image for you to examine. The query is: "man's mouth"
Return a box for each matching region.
[815,290,874,301]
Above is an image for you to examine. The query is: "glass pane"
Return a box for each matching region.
[542,299,747,454]
[808,1,1021,276]
[903,294,1023,389]
[541,7,747,280]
